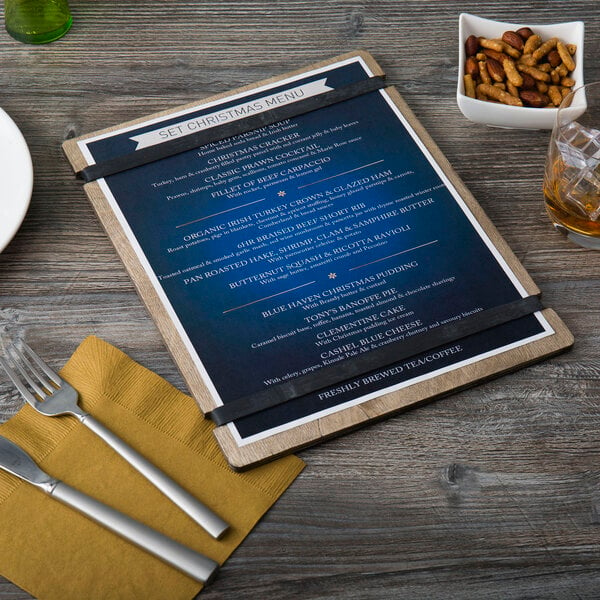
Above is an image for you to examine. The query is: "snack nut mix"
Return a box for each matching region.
[463,27,577,108]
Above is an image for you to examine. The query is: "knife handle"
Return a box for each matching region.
[50,481,219,584]
[81,414,229,539]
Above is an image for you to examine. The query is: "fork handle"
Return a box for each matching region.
[50,481,219,584]
[81,414,229,539]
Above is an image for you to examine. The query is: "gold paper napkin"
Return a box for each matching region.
[0,336,304,600]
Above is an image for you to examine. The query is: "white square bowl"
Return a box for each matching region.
[457,13,585,129]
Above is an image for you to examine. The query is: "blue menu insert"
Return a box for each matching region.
[77,55,554,446]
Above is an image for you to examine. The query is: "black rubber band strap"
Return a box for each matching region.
[77,76,388,182]
[206,295,544,426]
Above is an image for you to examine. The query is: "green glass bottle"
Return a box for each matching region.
[4,0,72,44]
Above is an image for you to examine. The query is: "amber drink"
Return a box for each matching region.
[544,82,600,249]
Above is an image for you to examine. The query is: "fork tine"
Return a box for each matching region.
[21,342,62,386]
[7,345,52,398]
[0,355,40,406]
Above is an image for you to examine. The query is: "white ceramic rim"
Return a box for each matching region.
[0,107,33,253]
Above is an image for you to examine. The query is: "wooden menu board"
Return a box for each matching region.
[63,51,573,470]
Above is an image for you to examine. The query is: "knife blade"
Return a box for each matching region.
[0,434,57,489]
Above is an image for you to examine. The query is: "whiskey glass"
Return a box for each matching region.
[544,82,600,249]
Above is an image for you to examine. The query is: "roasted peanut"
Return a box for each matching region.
[517,63,551,82]
[532,37,558,61]
[479,37,504,52]
[500,41,521,59]
[478,83,523,106]
[556,41,576,71]
[548,85,562,106]
[518,54,537,67]
[503,58,523,87]
[536,81,549,93]
[555,63,569,77]
[507,81,520,97]
[463,74,476,98]
[523,34,542,55]
[478,60,491,84]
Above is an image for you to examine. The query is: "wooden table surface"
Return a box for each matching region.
[1,1,599,598]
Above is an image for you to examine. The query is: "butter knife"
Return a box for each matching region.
[0,434,219,584]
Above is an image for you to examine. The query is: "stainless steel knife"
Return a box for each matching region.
[0,434,219,584]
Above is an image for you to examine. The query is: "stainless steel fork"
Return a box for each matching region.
[0,341,229,540]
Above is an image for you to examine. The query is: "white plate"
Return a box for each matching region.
[0,107,33,252]
[457,14,585,129]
